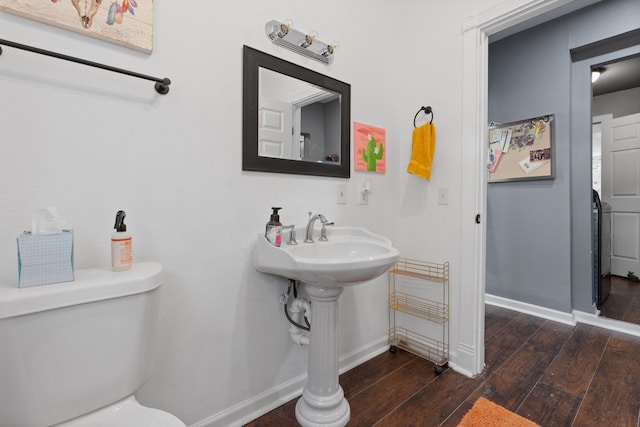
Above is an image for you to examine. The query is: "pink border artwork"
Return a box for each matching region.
[354,122,386,173]
[0,0,153,53]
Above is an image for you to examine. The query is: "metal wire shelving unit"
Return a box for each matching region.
[388,258,449,374]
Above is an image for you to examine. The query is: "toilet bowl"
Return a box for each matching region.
[0,262,185,427]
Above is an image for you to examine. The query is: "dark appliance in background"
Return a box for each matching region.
[592,189,611,305]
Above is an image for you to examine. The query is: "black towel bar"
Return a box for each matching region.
[0,38,171,95]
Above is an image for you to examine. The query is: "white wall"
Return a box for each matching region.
[0,0,503,425]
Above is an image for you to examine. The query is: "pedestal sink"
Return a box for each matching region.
[256,226,400,426]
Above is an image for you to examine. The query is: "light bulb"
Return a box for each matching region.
[592,67,605,83]
[282,19,294,32]
[271,18,293,38]
[322,41,339,57]
[300,31,318,48]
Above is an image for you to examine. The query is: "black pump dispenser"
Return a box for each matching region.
[270,207,282,223]
[265,207,283,246]
[114,210,127,232]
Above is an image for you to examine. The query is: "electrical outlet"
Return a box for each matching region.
[438,187,449,205]
[337,184,347,205]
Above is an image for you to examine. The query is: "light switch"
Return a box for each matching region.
[337,184,347,205]
[359,180,371,205]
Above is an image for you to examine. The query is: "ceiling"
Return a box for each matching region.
[592,54,640,96]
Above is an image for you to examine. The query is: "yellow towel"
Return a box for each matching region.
[407,122,436,181]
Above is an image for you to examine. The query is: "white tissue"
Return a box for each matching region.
[31,207,66,234]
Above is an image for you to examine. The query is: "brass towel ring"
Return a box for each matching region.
[413,106,433,127]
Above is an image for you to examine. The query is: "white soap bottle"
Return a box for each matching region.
[111,210,132,271]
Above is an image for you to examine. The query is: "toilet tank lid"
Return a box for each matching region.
[0,262,163,319]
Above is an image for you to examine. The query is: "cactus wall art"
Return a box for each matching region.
[354,122,386,173]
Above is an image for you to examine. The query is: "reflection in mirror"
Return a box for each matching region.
[243,45,350,178]
[259,68,341,164]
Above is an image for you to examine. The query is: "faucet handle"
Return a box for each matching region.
[319,222,334,241]
[282,225,298,245]
[288,228,298,245]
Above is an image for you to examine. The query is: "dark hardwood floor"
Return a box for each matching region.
[245,304,640,426]
[599,274,640,325]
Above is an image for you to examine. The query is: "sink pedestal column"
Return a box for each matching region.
[295,285,350,427]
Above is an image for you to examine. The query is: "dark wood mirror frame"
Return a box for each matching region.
[242,45,351,178]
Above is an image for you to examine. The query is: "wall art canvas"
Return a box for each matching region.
[0,0,153,53]
[354,122,386,173]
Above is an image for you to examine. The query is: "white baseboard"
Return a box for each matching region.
[191,336,389,427]
[448,342,475,378]
[486,293,640,338]
[485,294,575,325]
[572,310,640,337]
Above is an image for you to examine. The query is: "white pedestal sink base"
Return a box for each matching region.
[295,390,350,427]
[295,285,350,427]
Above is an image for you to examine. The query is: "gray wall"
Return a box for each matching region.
[301,103,326,161]
[487,0,640,313]
[301,99,341,162]
[593,87,640,118]
[324,99,341,160]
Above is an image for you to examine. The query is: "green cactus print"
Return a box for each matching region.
[361,134,384,171]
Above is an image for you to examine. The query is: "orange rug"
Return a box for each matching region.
[457,397,540,427]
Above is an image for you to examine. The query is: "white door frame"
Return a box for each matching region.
[459,0,595,376]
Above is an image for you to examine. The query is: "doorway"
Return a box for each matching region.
[458,0,640,376]
[592,55,640,324]
[480,2,640,336]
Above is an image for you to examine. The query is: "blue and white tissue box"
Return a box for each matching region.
[17,230,74,288]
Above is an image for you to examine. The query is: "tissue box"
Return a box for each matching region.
[17,230,74,288]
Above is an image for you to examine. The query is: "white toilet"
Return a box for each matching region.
[0,262,186,427]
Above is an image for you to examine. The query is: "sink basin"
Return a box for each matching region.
[255,226,400,286]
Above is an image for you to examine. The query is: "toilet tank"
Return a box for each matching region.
[0,262,163,427]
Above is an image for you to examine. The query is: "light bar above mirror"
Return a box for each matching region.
[265,19,339,65]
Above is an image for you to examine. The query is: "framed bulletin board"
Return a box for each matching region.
[488,115,554,183]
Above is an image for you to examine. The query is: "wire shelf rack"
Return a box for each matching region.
[388,258,449,374]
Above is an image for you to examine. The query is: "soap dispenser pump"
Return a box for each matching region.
[265,207,283,247]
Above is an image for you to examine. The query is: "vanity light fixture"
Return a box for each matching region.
[592,66,605,83]
[265,19,338,65]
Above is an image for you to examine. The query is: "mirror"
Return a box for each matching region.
[243,45,351,178]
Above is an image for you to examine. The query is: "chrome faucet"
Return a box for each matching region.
[305,212,327,243]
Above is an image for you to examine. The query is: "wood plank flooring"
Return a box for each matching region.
[599,274,640,325]
[245,304,640,426]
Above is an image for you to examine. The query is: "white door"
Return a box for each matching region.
[602,113,640,277]
[258,97,293,159]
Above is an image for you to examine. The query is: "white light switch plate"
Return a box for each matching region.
[337,184,347,205]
